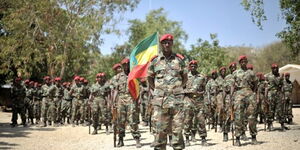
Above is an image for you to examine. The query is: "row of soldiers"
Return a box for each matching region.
[10,33,294,150]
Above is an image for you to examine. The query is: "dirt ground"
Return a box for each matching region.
[1,109,300,150]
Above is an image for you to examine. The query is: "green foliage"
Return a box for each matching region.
[241,0,300,60]
[0,0,140,83]
[126,8,188,53]
[188,34,231,75]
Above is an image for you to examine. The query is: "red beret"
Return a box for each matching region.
[24,79,30,84]
[285,72,290,76]
[189,60,198,65]
[62,82,68,86]
[211,70,217,74]
[256,72,263,77]
[112,63,121,70]
[271,63,278,68]
[238,55,247,62]
[15,77,22,81]
[29,81,35,85]
[229,62,237,68]
[54,77,61,81]
[247,64,253,69]
[219,67,226,71]
[121,58,129,64]
[83,79,88,83]
[96,73,102,77]
[43,76,50,80]
[79,77,85,82]
[160,34,173,42]
[74,76,80,81]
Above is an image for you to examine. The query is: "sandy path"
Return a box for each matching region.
[1,109,300,150]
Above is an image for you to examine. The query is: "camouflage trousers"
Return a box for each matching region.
[140,101,150,123]
[53,98,62,123]
[285,98,293,119]
[92,98,110,128]
[222,94,232,134]
[60,99,72,121]
[153,105,185,150]
[41,97,55,123]
[11,105,26,125]
[245,93,258,136]
[267,91,285,124]
[25,98,34,120]
[117,101,140,138]
[33,100,42,122]
[71,99,86,123]
[233,88,254,137]
[216,93,225,127]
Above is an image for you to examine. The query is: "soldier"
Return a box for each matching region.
[215,67,227,132]
[148,33,188,150]
[222,62,237,142]
[71,76,86,126]
[139,78,149,126]
[256,73,268,126]
[33,82,42,124]
[90,73,110,135]
[112,58,141,148]
[24,80,34,125]
[53,77,64,125]
[231,55,258,146]
[184,60,208,146]
[205,70,218,130]
[61,82,72,124]
[265,64,287,131]
[10,77,27,127]
[41,76,56,127]
[282,72,293,124]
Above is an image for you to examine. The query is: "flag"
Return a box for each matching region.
[128,32,159,100]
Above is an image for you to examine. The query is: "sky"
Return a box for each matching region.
[100,0,286,55]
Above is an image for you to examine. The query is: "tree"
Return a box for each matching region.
[241,0,300,59]
[188,34,231,75]
[0,0,140,83]
[126,8,188,54]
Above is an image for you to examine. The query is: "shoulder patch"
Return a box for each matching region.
[175,53,184,60]
[150,55,158,62]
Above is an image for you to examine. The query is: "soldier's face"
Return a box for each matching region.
[230,65,237,72]
[220,69,226,76]
[190,64,197,71]
[161,40,173,53]
[239,59,248,69]
[272,67,279,74]
[122,63,129,71]
[285,75,290,80]
[212,73,217,79]
[116,67,122,73]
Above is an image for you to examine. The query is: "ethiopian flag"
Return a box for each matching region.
[128,32,159,100]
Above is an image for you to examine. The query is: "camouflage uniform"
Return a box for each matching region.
[265,73,284,125]
[215,75,226,130]
[232,68,257,138]
[222,73,235,136]
[257,80,268,124]
[25,86,34,124]
[90,81,110,132]
[41,83,56,126]
[205,78,218,128]
[184,71,207,144]
[11,83,26,126]
[71,83,87,124]
[282,79,293,123]
[33,86,42,123]
[61,87,72,123]
[139,83,149,124]
[53,84,63,124]
[112,71,141,139]
[148,53,187,150]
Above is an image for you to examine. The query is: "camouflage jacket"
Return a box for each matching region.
[10,84,26,107]
[215,76,226,94]
[148,53,187,107]
[282,80,293,99]
[41,84,56,98]
[111,71,132,104]
[184,71,206,107]
[265,73,283,92]
[224,73,234,94]
[232,68,257,91]
[70,83,85,99]
[206,78,218,98]
[90,82,110,100]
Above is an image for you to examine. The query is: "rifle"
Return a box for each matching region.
[111,89,119,147]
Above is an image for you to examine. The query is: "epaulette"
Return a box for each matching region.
[175,53,184,60]
[150,55,158,62]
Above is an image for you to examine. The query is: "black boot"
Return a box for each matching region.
[105,125,109,135]
[201,136,209,146]
[185,136,190,146]
[135,137,142,148]
[92,127,97,135]
[241,132,248,141]
[223,133,228,142]
[288,118,293,124]
[234,136,241,146]
[251,135,258,145]
[168,135,172,146]
[191,130,196,142]
[117,137,124,147]
[280,123,289,131]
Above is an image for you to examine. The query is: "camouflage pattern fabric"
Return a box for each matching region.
[11,84,26,125]
[205,78,218,127]
[148,53,187,150]
[282,79,293,120]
